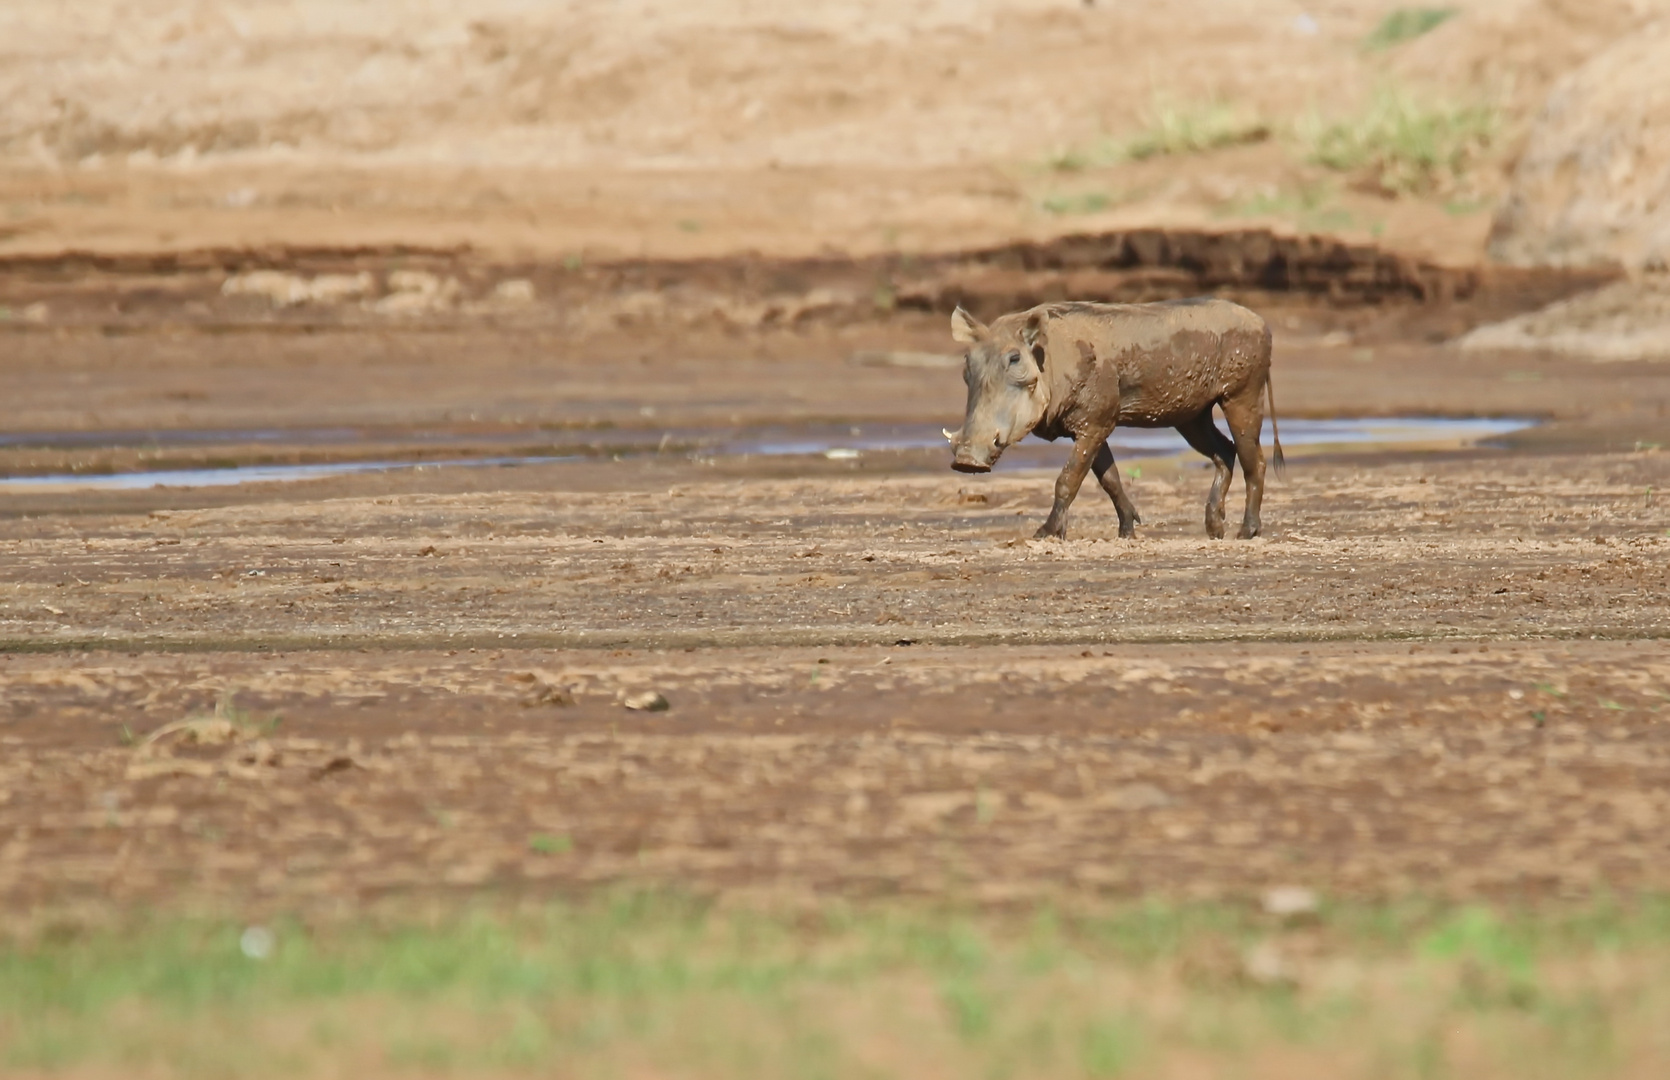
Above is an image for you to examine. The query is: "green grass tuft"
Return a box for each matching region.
[1046,96,1268,173]
[1122,98,1270,163]
[1305,87,1496,196]
[1041,191,1113,216]
[1364,7,1458,51]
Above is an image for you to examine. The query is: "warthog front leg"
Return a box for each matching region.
[1036,429,1113,540]
[1091,441,1142,538]
[1175,411,1237,540]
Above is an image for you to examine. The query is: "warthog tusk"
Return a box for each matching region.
[942,428,957,444]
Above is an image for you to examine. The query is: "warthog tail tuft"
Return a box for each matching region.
[1266,374,1286,476]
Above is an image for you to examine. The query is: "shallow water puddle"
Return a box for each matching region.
[0,456,574,491]
[0,417,1533,490]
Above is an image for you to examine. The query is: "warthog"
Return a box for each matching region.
[945,298,1283,539]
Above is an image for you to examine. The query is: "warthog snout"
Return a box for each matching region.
[951,430,1003,473]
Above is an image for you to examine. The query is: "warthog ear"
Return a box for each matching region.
[1022,312,1047,368]
[950,306,987,344]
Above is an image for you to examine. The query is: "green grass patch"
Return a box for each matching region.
[1041,191,1114,216]
[4,896,1670,1078]
[1305,87,1497,196]
[1047,96,1269,172]
[1121,98,1271,162]
[1364,7,1458,51]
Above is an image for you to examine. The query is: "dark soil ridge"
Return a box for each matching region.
[883,230,1617,316]
[0,228,1617,328]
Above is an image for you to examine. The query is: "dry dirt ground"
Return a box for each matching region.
[3,359,1669,917]
[2,241,1670,922]
[4,0,1670,935]
[6,636,1670,913]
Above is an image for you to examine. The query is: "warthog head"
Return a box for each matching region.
[945,306,1049,473]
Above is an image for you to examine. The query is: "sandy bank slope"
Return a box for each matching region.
[1489,19,1670,272]
[2,1,1657,261]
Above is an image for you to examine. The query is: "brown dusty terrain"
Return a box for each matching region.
[4,1,1670,933]
[3,420,1669,918]
[3,635,1670,914]
[2,233,1670,921]
[10,14,1670,1080]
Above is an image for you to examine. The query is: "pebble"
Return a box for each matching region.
[1262,885,1320,917]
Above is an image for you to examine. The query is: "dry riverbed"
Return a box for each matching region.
[3,450,1668,919]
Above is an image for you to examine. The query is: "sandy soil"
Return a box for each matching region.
[4,0,1657,264]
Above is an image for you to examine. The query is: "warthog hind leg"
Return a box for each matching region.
[1175,410,1237,539]
[1091,440,1142,538]
[1220,386,1268,539]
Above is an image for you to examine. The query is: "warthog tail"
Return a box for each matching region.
[1266,373,1286,476]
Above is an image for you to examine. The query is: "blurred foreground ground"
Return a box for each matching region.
[7,898,1670,1079]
